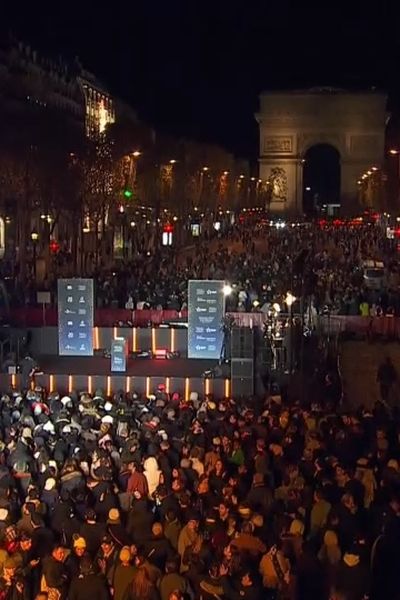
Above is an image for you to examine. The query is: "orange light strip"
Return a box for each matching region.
[88,375,92,395]
[94,327,100,350]
[170,328,175,352]
[185,377,190,401]
[165,377,170,394]
[224,378,230,398]
[151,328,156,353]
[113,326,117,340]
[126,377,130,394]
[11,374,16,388]
[106,376,111,397]
[49,374,54,392]
[205,378,210,395]
[68,375,73,393]
[146,376,151,398]
[132,327,137,352]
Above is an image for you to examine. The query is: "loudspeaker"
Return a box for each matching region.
[231,358,254,396]
[231,327,254,359]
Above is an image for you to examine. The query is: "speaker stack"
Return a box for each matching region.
[230,326,254,397]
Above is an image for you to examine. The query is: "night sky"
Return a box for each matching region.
[3,1,400,159]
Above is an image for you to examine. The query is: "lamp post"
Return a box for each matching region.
[31,231,39,280]
[285,292,296,373]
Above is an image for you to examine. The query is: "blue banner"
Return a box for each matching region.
[58,279,94,356]
[188,280,225,359]
[111,338,127,372]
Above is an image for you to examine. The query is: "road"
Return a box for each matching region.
[340,340,400,409]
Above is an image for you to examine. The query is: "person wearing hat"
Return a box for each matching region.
[111,547,136,600]
[65,536,87,578]
[107,509,131,548]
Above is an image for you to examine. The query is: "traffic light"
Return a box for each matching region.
[49,240,60,254]
[123,188,133,199]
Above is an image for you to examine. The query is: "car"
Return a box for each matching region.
[362,260,386,290]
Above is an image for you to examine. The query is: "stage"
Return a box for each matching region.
[31,355,229,398]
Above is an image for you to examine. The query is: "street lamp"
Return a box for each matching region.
[285,292,296,307]
[285,292,296,373]
[31,231,39,279]
[132,151,141,158]
[223,284,233,296]
[169,159,177,164]
[202,166,209,172]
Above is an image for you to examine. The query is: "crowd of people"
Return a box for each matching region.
[0,375,396,600]
[11,219,400,318]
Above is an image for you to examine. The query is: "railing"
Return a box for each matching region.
[2,308,188,328]
[4,307,400,339]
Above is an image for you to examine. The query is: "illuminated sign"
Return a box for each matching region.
[58,279,94,356]
[188,280,225,359]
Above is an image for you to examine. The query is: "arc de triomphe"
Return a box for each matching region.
[256,89,387,215]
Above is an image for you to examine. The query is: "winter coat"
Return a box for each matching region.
[68,572,110,600]
[333,554,370,600]
[177,524,201,572]
[112,564,137,600]
[163,518,181,551]
[126,472,148,497]
[143,458,161,498]
[159,572,186,600]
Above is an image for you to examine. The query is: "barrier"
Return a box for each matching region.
[4,307,400,341]
[3,308,188,328]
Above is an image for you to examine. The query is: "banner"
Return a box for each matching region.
[58,279,94,356]
[188,280,225,359]
[111,338,127,372]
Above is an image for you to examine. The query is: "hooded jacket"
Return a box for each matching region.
[143,458,161,498]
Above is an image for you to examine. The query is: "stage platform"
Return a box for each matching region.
[30,355,229,399]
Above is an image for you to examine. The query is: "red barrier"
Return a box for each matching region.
[5,307,188,328]
[5,306,400,340]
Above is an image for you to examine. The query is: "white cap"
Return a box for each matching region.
[104,401,113,412]
[101,415,113,425]
[43,421,55,433]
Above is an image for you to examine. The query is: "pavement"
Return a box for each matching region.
[340,340,400,409]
